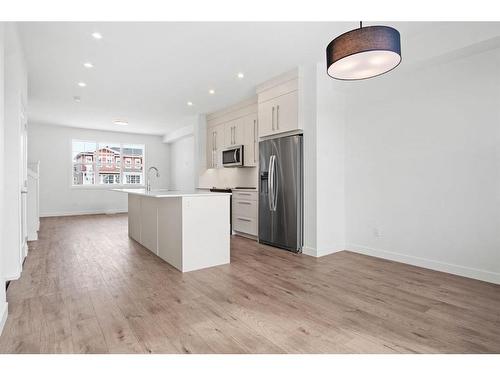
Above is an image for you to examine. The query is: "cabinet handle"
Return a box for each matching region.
[237,217,252,222]
[238,192,252,196]
[277,105,280,130]
[272,106,275,131]
[253,119,257,163]
[238,201,252,205]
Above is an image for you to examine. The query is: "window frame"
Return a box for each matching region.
[70,139,146,189]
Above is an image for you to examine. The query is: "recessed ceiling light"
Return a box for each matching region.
[73,96,81,103]
[77,82,87,87]
[91,32,103,40]
[114,120,128,126]
[187,101,193,106]
[208,89,215,95]
[83,62,94,68]
[237,72,244,79]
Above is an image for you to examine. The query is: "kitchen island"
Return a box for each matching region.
[113,189,231,272]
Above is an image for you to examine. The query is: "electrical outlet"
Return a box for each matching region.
[373,227,381,238]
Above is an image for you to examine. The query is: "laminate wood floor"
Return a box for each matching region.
[1,214,499,353]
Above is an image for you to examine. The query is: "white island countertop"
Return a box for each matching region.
[112,188,231,198]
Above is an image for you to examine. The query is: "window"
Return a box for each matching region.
[125,174,141,184]
[72,140,145,186]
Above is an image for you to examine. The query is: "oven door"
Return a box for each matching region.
[222,146,243,167]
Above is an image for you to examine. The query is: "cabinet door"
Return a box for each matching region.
[233,120,244,145]
[224,121,234,146]
[214,124,226,168]
[258,99,275,138]
[224,120,244,146]
[274,90,298,134]
[128,195,141,242]
[206,128,214,168]
[243,113,258,167]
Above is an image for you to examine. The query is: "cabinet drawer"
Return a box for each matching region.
[233,199,257,219]
[233,216,257,236]
[232,191,258,201]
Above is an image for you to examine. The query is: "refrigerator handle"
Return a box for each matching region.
[272,155,278,211]
[268,155,274,210]
[269,155,277,211]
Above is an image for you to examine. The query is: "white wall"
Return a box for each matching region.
[299,63,347,257]
[298,65,318,254]
[344,47,500,284]
[28,122,170,217]
[0,22,8,334]
[315,63,346,256]
[3,23,27,281]
[169,135,195,191]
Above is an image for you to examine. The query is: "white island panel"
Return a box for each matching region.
[140,196,159,255]
[128,194,141,242]
[157,197,183,271]
[181,195,230,272]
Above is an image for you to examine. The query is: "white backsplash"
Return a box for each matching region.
[198,167,258,189]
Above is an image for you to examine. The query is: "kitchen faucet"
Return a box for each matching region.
[146,166,160,192]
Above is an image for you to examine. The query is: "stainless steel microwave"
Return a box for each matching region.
[222,145,244,167]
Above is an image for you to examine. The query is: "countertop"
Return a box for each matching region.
[112,188,231,198]
[197,187,258,192]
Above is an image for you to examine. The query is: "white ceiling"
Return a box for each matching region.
[18,22,498,136]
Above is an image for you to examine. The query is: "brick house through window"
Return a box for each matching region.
[72,141,144,186]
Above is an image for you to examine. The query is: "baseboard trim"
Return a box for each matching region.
[302,246,345,258]
[232,231,258,241]
[348,243,500,285]
[4,272,21,282]
[302,246,317,257]
[41,209,128,218]
[0,302,8,336]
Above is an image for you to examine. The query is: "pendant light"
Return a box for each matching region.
[326,22,401,80]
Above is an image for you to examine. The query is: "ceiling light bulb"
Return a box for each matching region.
[114,120,128,126]
[237,72,244,79]
[92,32,103,40]
[209,89,215,95]
[187,101,193,106]
[78,82,87,87]
[83,62,94,68]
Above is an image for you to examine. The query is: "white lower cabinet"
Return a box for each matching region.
[232,190,258,237]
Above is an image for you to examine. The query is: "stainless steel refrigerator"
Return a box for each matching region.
[259,134,303,253]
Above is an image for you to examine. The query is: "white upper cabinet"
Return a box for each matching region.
[206,121,225,169]
[242,113,258,167]
[224,120,244,147]
[206,121,216,169]
[273,90,298,134]
[256,69,300,138]
[206,98,258,169]
[257,99,275,138]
